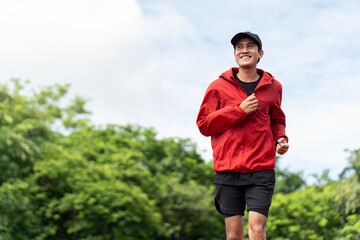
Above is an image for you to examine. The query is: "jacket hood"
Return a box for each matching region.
[219,67,274,87]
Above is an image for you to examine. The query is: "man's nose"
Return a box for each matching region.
[241,47,250,53]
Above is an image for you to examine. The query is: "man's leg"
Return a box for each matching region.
[248,211,267,240]
[225,215,244,240]
[245,177,275,240]
[215,184,246,240]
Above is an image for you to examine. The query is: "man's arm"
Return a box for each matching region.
[270,85,289,154]
[196,90,256,137]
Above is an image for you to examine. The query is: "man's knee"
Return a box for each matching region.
[225,215,244,240]
[249,224,266,236]
[248,211,267,238]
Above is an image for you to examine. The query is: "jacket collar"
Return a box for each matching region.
[220,67,274,88]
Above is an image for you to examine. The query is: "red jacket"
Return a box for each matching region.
[196,68,288,173]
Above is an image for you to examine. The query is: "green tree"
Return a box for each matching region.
[0,80,224,239]
[335,149,360,239]
[0,79,89,184]
[273,158,305,194]
[268,183,342,240]
[274,167,305,194]
[3,79,359,240]
[60,124,223,239]
[0,80,162,239]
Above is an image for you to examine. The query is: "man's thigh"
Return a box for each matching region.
[215,184,246,216]
[245,182,275,217]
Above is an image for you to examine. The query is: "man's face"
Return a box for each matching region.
[234,38,264,69]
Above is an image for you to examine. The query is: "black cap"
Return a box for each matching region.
[231,31,262,50]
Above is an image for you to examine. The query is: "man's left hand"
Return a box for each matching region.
[276,137,289,155]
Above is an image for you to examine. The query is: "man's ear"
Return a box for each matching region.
[258,49,264,59]
[257,50,264,63]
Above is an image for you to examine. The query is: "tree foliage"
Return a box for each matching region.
[268,184,342,239]
[0,80,359,239]
[0,80,223,239]
[274,159,305,194]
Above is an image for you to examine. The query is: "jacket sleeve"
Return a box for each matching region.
[196,86,247,137]
[270,85,288,143]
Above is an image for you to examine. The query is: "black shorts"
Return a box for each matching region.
[215,181,275,218]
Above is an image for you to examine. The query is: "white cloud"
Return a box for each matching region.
[0,0,146,122]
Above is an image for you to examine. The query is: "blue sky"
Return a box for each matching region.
[0,0,359,181]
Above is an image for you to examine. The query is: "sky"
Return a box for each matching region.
[0,0,359,182]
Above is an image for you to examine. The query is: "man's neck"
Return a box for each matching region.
[236,68,259,83]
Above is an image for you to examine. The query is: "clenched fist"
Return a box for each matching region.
[276,137,289,155]
[239,93,258,114]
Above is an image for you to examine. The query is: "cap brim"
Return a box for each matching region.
[231,33,261,50]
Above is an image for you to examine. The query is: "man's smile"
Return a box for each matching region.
[240,55,252,59]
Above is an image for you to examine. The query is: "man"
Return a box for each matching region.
[196,32,289,240]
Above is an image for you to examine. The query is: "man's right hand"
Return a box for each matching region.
[239,93,258,114]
